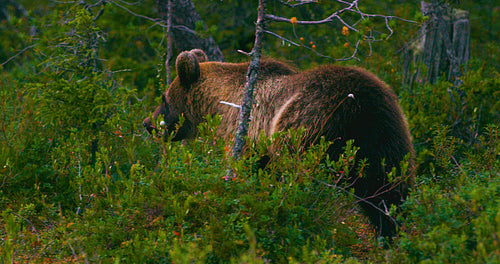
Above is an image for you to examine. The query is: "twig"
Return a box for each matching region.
[265,0,416,62]
[263,30,300,47]
[84,0,106,10]
[237,50,252,56]
[11,212,40,241]
[311,176,399,226]
[111,68,132,73]
[106,0,162,24]
[220,101,242,109]
[265,0,418,62]
[115,0,142,5]
[66,240,79,262]
[172,25,197,34]
[278,0,318,8]
[265,0,359,27]
[50,1,80,3]
[1,44,37,67]
[451,155,465,175]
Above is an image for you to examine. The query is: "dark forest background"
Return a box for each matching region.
[0,0,499,263]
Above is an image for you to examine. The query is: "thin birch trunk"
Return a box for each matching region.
[232,0,266,159]
[157,0,224,62]
[165,0,173,86]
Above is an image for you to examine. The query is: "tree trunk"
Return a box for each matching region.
[0,0,28,21]
[402,1,470,88]
[232,0,266,160]
[164,0,173,86]
[157,0,224,62]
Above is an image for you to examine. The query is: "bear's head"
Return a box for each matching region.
[143,49,208,141]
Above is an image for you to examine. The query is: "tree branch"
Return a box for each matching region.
[278,0,318,8]
[265,0,417,62]
[263,29,300,47]
[311,176,399,227]
[1,44,37,67]
[107,0,163,24]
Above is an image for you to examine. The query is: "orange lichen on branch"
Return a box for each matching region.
[342,26,349,36]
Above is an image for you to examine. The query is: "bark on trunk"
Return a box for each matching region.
[157,0,224,62]
[232,0,266,160]
[0,0,28,21]
[402,1,470,88]
[164,0,173,85]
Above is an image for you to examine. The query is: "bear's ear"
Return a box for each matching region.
[176,51,201,88]
[190,49,208,63]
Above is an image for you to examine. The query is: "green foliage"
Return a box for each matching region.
[1,0,499,262]
[389,137,499,263]
[1,109,377,262]
[401,69,500,178]
[386,70,500,263]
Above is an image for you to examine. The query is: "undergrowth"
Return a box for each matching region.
[1,4,499,264]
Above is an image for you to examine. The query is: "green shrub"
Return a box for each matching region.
[385,124,499,264]
[1,110,382,262]
[1,1,499,263]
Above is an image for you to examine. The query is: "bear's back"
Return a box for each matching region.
[268,64,413,170]
[191,59,297,137]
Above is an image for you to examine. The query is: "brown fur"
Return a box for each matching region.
[143,49,414,237]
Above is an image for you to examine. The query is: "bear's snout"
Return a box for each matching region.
[142,117,157,134]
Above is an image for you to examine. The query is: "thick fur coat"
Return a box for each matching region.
[144,49,414,237]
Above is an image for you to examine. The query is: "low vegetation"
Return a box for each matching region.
[1,1,498,263]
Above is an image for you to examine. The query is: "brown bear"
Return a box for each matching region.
[143,49,414,238]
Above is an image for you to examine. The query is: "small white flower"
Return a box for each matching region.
[160,121,166,127]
